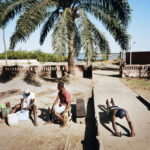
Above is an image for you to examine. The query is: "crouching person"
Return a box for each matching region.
[11,89,38,126]
[46,82,71,127]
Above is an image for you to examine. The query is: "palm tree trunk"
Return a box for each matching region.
[2,27,8,65]
[68,40,75,74]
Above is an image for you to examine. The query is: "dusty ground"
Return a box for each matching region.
[0,74,93,150]
[93,68,150,150]
[0,62,150,150]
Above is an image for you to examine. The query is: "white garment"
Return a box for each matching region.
[54,103,66,114]
[21,92,35,108]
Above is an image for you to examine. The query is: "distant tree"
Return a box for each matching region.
[0,0,131,73]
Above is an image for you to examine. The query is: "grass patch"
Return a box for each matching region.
[120,78,150,101]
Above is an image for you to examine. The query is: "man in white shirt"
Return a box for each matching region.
[11,89,38,126]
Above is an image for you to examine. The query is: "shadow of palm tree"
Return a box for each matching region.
[24,70,41,87]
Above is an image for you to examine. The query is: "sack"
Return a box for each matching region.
[16,110,29,121]
[1,108,12,119]
[7,113,19,126]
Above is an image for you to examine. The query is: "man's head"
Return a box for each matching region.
[24,89,30,96]
[58,82,64,91]
[115,109,126,119]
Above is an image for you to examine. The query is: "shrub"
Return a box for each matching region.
[0,50,67,62]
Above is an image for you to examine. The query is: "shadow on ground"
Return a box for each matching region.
[100,67,119,72]
[38,108,50,122]
[0,89,21,99]
[24,70,41,87]
[136,96,150,111]
[0,66,20,83]
[82,89,100,150]
[94,73,120,78]
[98,105,130,137]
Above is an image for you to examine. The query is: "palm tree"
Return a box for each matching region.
[0,0,131,74]
[0,0,8,65]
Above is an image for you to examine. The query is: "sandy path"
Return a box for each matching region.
[93,69,150,150]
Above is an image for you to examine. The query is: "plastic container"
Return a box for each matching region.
[7,113,19,126]
[16,110,29,121]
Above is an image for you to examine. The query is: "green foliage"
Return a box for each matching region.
[0,50,67,62]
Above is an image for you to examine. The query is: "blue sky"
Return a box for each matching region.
[0,0,150,53]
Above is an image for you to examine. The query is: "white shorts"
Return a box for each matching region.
[54,103,66,114]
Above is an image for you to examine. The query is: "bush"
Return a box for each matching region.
[0,50,67,62]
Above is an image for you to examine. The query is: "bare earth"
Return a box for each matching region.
[93,69,150,150]
[0,64,150,150]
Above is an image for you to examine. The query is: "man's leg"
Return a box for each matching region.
[30,104,38,126]
[54,112,65,127]
[106,99,110,108]
[11,104,21,113]
[54,105,66,127]
[110,98,115,106]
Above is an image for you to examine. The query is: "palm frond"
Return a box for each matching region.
[40,8,60,45]
[10,0,57,49]
[1,0,31,27]
[81,6,130,50]
[52,8,75,55]
[78,9,110,58]
[73,23,81,56]
[81,0,131,26]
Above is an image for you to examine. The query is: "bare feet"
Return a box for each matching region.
[44,121,53,125]
[34,121,38,126]
[0,119,4,123]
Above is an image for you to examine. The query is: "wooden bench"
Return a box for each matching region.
[76,99,86,124]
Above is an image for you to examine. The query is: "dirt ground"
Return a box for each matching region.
[0,62,150,150]
[0,74,93,150]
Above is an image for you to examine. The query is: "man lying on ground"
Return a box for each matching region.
[45,82,71,127]
[11,89,38,126]
[106,98,135,137]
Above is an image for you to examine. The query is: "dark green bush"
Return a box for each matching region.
[0,50,67,62]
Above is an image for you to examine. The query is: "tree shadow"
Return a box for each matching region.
[24,70,41,87]
[81,89,100,150]
[0,89,21,99]
[136,96,150,111]
[98,105,130,137]
[100,67,119,72]
[94,73,120,78]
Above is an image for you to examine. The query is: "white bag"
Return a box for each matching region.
[16,110,29,121]
[7,113,19,126]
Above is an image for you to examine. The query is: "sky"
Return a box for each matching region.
[0,0,150,54]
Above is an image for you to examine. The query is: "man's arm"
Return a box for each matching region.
[125,111,136,137]
[51,98,58,111]
[20,99,24,109]
[26,99,35,110]
[112,110,121,136]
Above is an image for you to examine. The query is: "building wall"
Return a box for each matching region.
[126,51,150,64]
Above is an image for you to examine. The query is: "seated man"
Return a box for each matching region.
[46,82,71,127]
[11,89,38,126]
[106,98,135,137]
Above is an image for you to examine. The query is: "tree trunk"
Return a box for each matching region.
[2,27,8,65]
[68,41,75,75]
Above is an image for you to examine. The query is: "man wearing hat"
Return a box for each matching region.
[106,98,135,137]
[11,89,38,126]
